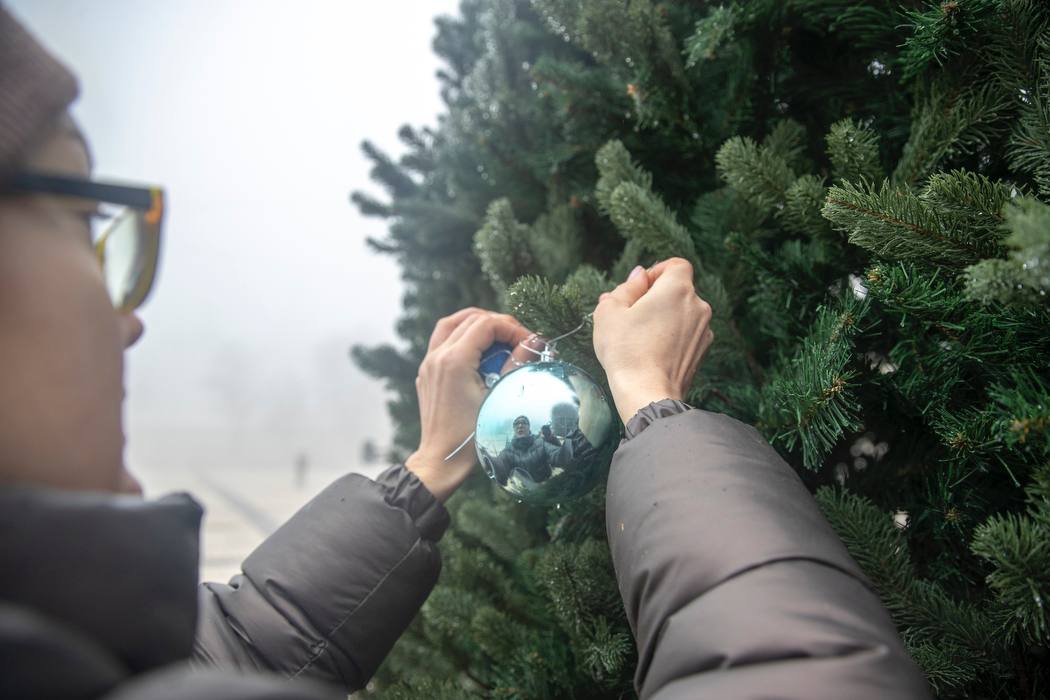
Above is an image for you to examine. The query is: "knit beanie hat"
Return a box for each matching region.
[0,6,78,174]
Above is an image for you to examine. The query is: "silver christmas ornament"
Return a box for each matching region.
[475,360,618,505]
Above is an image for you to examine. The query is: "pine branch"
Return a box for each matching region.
[350,190,393,218]
[536,540,623,633]
[377,677,477,700]
[932,406,1007,468]
[892,81,1011,186]
[456,497,536,564]
[689,186,766,253]
[470,604,575,697]
[759,300,866,471]
[361,140,421,198]
[715,135,796,218]
[528,204,585,282]
[474,199,535,296]
[610,238,646,281]
[422,586,494,650]
[782,174,830,237]
[532,0,687,127]
[922,170,1012,249]
[607,182,697,262]
[903,636,979,694]
[505,275,605,383]
[1008,65,1050,198]
[594,139,652,216]
[439,532,519,603]
[900,0,1001,80]
[762,120,808,172]
[964,197,1050,308]
[990,369,1050,455]
[815,487,1001,685]
[683,5,737,68]
[577,617,633,686]
[823,178,1004,268]
[826,118,883,185]
[971,463,1050,643]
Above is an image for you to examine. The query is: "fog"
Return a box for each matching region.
[9,1,458,480]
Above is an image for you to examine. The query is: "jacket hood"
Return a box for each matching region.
[0,485,203,672]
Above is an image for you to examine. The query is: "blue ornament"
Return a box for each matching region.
[474,360,618,505]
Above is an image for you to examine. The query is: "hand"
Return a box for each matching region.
[406,308,534,502]
[592,258,714,425]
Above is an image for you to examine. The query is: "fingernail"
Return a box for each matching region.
[628,265,643,281]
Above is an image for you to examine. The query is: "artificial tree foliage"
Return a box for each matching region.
[352,2,1050,697]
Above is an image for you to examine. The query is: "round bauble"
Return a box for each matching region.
[475,361,618,505]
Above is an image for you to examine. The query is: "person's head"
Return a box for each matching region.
[513,416,530,438]
[0,10,151,494]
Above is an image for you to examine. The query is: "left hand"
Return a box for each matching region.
[406,308,534,501]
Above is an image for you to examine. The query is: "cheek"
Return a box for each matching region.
[0,219,127,491]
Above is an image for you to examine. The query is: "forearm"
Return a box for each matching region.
[606,404,929,699]
[193,465,449,691]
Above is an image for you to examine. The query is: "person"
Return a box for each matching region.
[539,423,561,446]
[487,415,573,484]
[0,11,930,700]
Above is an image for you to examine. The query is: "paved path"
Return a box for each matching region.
[135,464,382,583]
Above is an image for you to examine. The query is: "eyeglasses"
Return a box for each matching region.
[3,172,164,312]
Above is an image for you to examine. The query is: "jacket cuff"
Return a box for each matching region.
[624,399,694,440]
[374,464,451,542]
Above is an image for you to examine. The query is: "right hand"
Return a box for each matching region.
[406,308,533,501]
[592,258,714,425]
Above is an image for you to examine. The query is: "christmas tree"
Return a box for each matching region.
[351,1,1050,697]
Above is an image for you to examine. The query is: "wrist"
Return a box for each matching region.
[608,376,680,426]
[405,449,473,503]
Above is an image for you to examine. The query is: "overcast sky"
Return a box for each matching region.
[9,1,459,481]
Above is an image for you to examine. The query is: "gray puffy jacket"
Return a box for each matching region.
[609,400,930,698]
[0,401,930,698]
[0,466,446,699]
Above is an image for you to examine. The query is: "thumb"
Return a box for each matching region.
[604,265,650,308]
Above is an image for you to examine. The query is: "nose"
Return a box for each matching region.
[119,312,145,349]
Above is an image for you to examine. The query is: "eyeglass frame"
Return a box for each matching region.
[1,171,164,312]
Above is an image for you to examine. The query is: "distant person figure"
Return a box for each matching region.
[0,11,929,700]
[294,452,309,489]
[488,416,574,485]
[360,439,380,465]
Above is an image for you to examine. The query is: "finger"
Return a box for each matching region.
[429,307,485,351]
[445,311,526,354]
[606,265,651,308]
[645,259,699,302]
[502,333,543,374]
[647,257,694,284]
[452,315,534,364]
[443,312,486,348]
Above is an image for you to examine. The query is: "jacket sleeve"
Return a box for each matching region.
[191,464,449,693]
[606,400,930,700]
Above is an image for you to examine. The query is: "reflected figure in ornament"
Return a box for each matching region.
[488,415,572,485]
[476,362,611,504]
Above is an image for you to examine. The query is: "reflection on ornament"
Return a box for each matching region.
[475,361,618,505]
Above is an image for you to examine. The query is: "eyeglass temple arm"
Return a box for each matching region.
[5,172,157,211]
